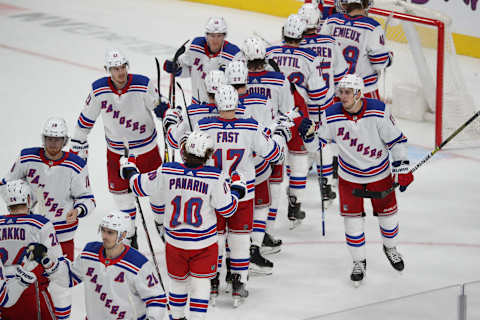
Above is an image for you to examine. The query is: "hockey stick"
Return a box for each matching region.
[155,57,170,163]
[176,82,193,131]
[318,145,326,237]
[381,10,395,103]
[253,31,272,46]
[122,140,169,309]
[353,110,480,199]
[168,40,189,107]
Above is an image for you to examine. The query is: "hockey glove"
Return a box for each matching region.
[70,139,88,161]
[119,154,139,180]
[153,96,171,119]
[391,160,414,192]
[154,221,165,243]
[273,123,292,144]
[15,265,37,287]
[26,243,58,272]
[298,118,315,141]
[163,60,182,76]
[387,51,394,68]
[163,107,183,132]
[230,171,247,200]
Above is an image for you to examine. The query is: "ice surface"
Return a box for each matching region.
[0,0,479,319]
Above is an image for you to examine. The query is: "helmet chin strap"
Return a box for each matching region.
[353,90,361,105]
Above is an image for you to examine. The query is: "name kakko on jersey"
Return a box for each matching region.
[0,227,26,241]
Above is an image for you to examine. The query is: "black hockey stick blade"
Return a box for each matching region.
[173,39,189,63]
[352,184,398,199]
[267,58,280,72]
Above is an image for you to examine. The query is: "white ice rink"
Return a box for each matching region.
[1,0,480,319]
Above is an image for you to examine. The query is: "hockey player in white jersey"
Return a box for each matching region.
[299,2,347,201]
[0,259,36,309]
[119,130,246,318]
[198,84,284,306]
[32,210,168,320]
[0,179,66,320]
[164,70,227,151]
[298,74,413,286]
[1,117,95,319]
[243,36,295,255]
[71,48,165,250]
[225,60,286,274]
[321,0,393,99]
[266,14,329,226]
[163,16,244,104]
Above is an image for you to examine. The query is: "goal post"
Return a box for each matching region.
[315,0,479,148]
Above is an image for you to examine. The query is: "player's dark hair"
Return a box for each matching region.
[282,35,302,45]
[232,84,246,90]
[247,59,266,71]
[208,92,215,101]
[303,28,317,35]
[181,144,214,168]
[345,3,364,13]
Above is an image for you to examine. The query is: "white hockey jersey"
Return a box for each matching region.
[304,99,408,184]
[198,117,282,201]
[73,74,160,155]
[0,213,64,283]
[265,45,328,120]
[0,259,29,308]
[59,242,167,320]
[246,70,294,119]
[165,103,247,150]
[177,37,244,104]
[320,13,392,93]
[2,148,95,242]
[128,163,239,251]
[300,33,348,117]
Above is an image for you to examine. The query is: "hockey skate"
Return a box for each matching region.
[287,190,305,230]
[249,245,273,275]
[383,245,405,272]
[210,273,220,306]
[224,257,232,293]
[351,259,367,288]
[320,177,336,208]
[231,273,248,308]
[260,233,282,255]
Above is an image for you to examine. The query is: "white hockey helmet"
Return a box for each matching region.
[205,70,227,94]
[298,3,321,29]
[185,131,215,158]
[99,210,130,243]
[215,85,239,112]
[283,14,307,39]
[205,16,228,35]
[242,37,266,61]
[42,117,69,146]
[225,61,248,85]
[337,74,364,94]
[104,48,129,70]
[4,180,32,210]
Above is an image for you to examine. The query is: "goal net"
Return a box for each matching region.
[369,0,480,148]
[318,0,480,148]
